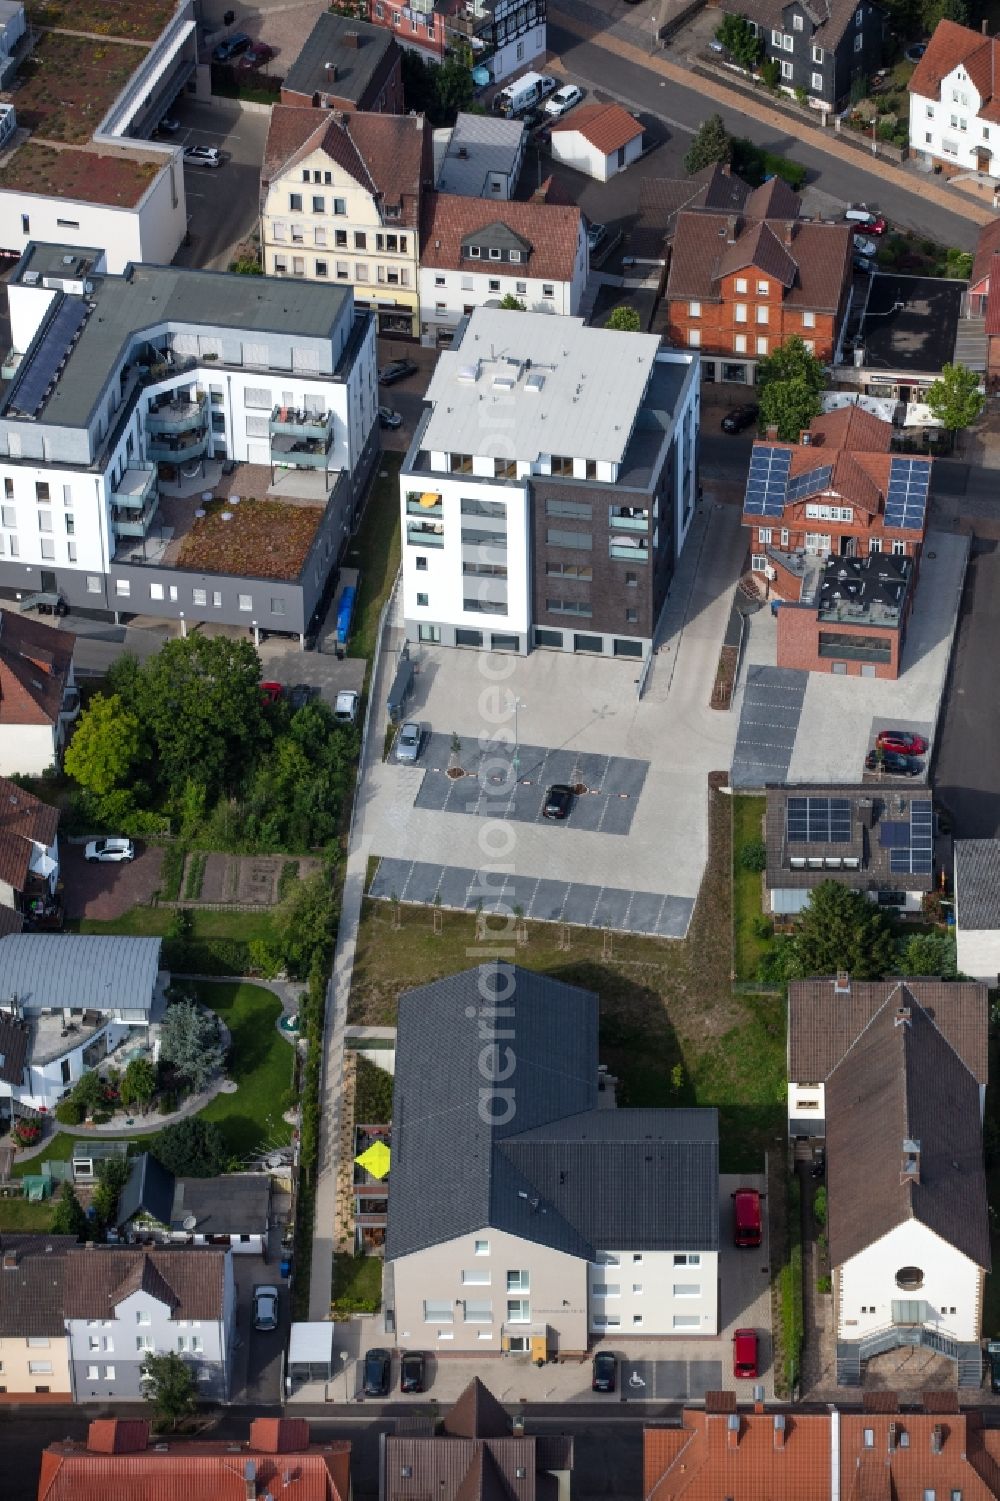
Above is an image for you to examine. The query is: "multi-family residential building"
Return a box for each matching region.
[764,785,937,916]
[0,0,193,271]
[64,1245,236,1401]
[0,1234,75,1400]
[0,935,165,1121]
[0,243,377,639]
[400,308,700,660]
[787,975,989,1386]
[261,107,429,339]
[665,174,852,385]
[730,0,883,111]
[418,193,586,347]
[954,839,1000,982]
[361,0,546,87]
[908,19,1000,177]
[386,965,720,1356]
[279,11,403,113]
[0,775,60,936]
[433,114,527,200]
[0,611,77,776]
[381,1379,573,1501]
[549,102,643,183]
[0,1,26,88]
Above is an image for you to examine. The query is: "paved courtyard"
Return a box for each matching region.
[355,500,746,939]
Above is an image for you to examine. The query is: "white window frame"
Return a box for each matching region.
[689,299,701,317]
[812,44,823,62]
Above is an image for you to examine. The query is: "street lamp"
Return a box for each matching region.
[339,1349,350,1402]
[510,694,525,779]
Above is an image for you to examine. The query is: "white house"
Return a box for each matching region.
[387,966,719,1356]
[400,308,700,660]
[0,934,166,1119]
[907,18,1000,178]
[418,192,586,347]
[0,610,78,777]
[549,101,643,183]
[955,839,1000,981]
[432,113,526,200]
[788,975,989,1386]
[63,1245,236,1401]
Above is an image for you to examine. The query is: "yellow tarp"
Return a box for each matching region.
[355,1140,391,1180]
[419,492,441,507]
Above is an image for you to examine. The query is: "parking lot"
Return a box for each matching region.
[168,98,271,271]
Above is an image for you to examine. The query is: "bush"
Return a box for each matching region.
[158,1091,176,1115]
[161,937,252,975]
[248,938,283,978]
[91,1108,113,1124]
[183,851,207,901]
[732,137,807,190]
[817,1274,832,1294]
[813,1185,827,1226]
[740,837,767,872]
[760,57,780,88]
[160,844,187,901]
[55,1098,85,1125]
[751,914,773,941]
[778,1174,804,1393]
[354,1054,394,1124]
[167,907,194,941]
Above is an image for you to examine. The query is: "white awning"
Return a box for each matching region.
[288,1321,335,1369]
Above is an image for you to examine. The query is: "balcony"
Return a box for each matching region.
[269,405,333,440]
[271,431,333,470]
[112,464,157,512]
[145,393,207,436]
[145,428,211,464]
[406,490,442,518]
[112,498,158,538]
[610,508,649,532]
[610,541,648,563]
[407,520,445,548]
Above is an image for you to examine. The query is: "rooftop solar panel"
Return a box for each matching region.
[878,820,911,848]
[9,296,89,419]
[744,445,792,518]
[786,795,852,845]
[885,799,934,875]
[883,458,931,532]
[785,464,834,505]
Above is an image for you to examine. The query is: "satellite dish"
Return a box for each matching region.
[182,1215,197,1231]
[268,1154,283,1170]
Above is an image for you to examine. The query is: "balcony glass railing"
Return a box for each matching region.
[112,500,158,537]
[406,491,443,518]
[269,405,333,440]
[407,522,445,548]
[111,464,157,511]
[610,542,648,563]
[271,433,333,470]
[610,512,649,532]
[145,428,211,463]
[144,393,207,435]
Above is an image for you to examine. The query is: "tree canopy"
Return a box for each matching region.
[64,692,142,797]
[684,114,732,174]
[926,362,985,434]
[142,1351,197,1430]
[605,305,642,332]
[788,881,898,980]
[159,1000,224,1092]
[121,1056,158,1113]
[757,335,825,395]
[758,375,823,443]
[51,1181,88,1239]
[153,1117,229,1178]
[271,869,335,979]
[715,12,763,69]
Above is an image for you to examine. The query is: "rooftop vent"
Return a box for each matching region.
[774,1414,786,1450]
[2,1248,18,1270]
[525,372,545,393]
[245,1459,258,1501]
[901,1139,921,1185]
[834,970,850,994]
[727,1414,741,1449]
[457,362,480,383]
[343,29,362,47]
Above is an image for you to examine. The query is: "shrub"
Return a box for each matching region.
[760,57,780,88]
[248,938,283,978]
[13,1119,41,1146]
[167,906,194,941]
[161,937,251,975]
[182,851,207,901]
[158,1091,176,1115]
[90,1108,113,1124]
[778,1174,804,1392]
[160,844,186,901]
[355,1054,394,1124]
[55,1098,85,1125]
[740,837,767,872]
[751,914,774,941]
[817,1274,832,1294]
[813,1185,827,1226]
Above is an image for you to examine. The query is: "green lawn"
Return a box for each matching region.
[346,453,401,668]
[13,1131,87,1177]
[733,794,768,981]
[194,981,293,1160]
[332,1251,383,1315]
[0,1195,56,1230]
[77,907,277,943]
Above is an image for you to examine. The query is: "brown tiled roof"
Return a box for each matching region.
[0,1008,31,1085]
[718,219,797,286]
[909,19,1000,123]
[970,219,1000,290]
[0,1234,75,1337]
[0,610,73,729]
[644,1408,832,1501]
[0,775,60,892]
[840,1412,1000,1501]
[744,176,802,220]
[825,996,990,1269]
[444,1379,509,1439]
[419,192,582,282]
[250,1418,313,1453]
[765,787,937,898]
[788,977,989,1084]
[384,1434,555,1501]
[666,211,851,311]
[62,1246,227,1321]
[263,106,428,227]
[986,276,1000,337]
[805,404,893,453]
[549,101,642,154]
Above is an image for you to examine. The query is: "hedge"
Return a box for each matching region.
[161,937,252,975]
[292,959,329,1320]
[160,844,186,902]
[778,1173,804,1393]
[732,138,808,191]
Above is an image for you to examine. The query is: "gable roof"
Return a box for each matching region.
[645,1408,831,1501]
[445,1379,510,1439]
[717,219,798,286]
[840,1408,1000,1501]
[735,0,872,50]
[549,100,642,154]
[667,211,851,311]
[263,106,428,227]
[115,1152,175,1229]
[62,1246,228,1321]
[955,838,1000,930]
[281,11,397,106]
[0,775,59,891]
[0,609,74,730]
[419,192,582,282]
[0,933,162,1014]
[825,995,990,1269]
[0,1234,75,1337]
[971,218,1000,291]
[788,977,989,1084]
[908,19,1000,122]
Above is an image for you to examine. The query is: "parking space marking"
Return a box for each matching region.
[732,665,808,789]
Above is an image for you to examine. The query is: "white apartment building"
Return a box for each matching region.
[399,308,699,659]
[0,244,377,640]
[908,20,1000,176]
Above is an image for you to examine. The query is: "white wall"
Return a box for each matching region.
[590,1247,718,1336]
[551,129,642,184]
[909,60,1000,174]
[0,723,56,777]
[787,1081,825,1128]
[838,1219,982,1343]
[957,927,1000,984]
[490,25,546,86]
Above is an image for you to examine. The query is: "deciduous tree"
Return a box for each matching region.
[64,692,142,796]
[758,375,822,443]
[926,361,985,434]
[142,1351,197,1430]
[605,305,642,332]
[153,1117,229,1178]
[789,881,898,980]
[715,12,762,69]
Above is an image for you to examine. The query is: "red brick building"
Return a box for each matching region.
[665,171,852,386]
[743,406,932,679]
[363,0,449,60]
[970,217,1000,382]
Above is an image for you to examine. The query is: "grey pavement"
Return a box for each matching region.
[933,537,1000,838]
[170,99,272,272]
[731,666,808,790]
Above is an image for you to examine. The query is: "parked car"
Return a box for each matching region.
[853,234,879,257]
[396,720,423,762]
[904,41,927,62]
[252,1284,279,1332]
[845,204,880,226]
[875,729,928,756]
[721,403,759,434]
[732,1328,759,1379]
[846,212,886,235]
[213,30,252,61]
[544,84,583,118]
[378,406,402,429]
[542,783,574,820]
[400,1351,426,1393]
[288,683,316,712]
[865,749,922,776]
[363,1347,391,1396]
[156,116,180,135]
[592,1350,617,1392]
[732,1187,762,1248]
[379,359,418,386]
[334,690,360,724]
[85,837,135,864]
[587,221,608,256]
[183,145,222,169]
[853,255,876,275]
[260,680,283,705]
[239,40,275,69]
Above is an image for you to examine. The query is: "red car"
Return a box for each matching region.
[732,1188,762,1248]
[875,729,928,756]
[260,681,283,705]
[733,1329,759,1379]
[239,41,275,70]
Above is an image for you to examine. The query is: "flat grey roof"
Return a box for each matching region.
[15,245,102,282]
[433,113,525,196]
[171,1173,271,1235]
[0,934,162,1013]
[421,309,667,465]
[5,256,352,431]
[860,273,964,375]
[282,12,394,103]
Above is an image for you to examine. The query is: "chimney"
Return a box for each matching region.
[727,1414,741,1449]
[931,1424,943,1454]
[765,424,779,441]
[324,61,339,81]
[983,17,989,32]
[2,1247,17,1270]
[343,29,362,47]
[726,214,738,243]
[784,221,795,247]
[888,1422,899,1453]
[834,970,850,994]
[774,1414,786,1450]
[245,1460,258,1501]
[901,1138,921,1185]
[754,1399,765,1414]
[895,1004,911,1027]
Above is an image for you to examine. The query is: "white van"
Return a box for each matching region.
[494,70,551,118]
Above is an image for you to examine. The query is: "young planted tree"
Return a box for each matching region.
[51,1181,88,1240]
[121,1056,158,1115]
[142,1351,197,1430]
[684,113,732,174]
[758,376,823,443]
[715,12,763,69]
[926,362,985,436]
[605,305,642,332]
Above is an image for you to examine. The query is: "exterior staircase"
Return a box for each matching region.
[837,1325,983,1387]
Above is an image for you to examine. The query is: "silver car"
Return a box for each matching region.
[396,721,422,762]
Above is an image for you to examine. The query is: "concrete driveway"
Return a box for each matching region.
[61,842,164,921]
[231,1251,287,1405]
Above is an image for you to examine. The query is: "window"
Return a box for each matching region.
[150,583,164,602]
[793,11,803,26]
[546,528,592,550]
[475,1239,490,1255]
[450,453,473,474]
[854,31,862,50]
[88,1337,99,1352]
[462,1268,491,1284]
[783,32,793,50]
[26,1338,49,1348]
[546,561,592,579]
[136,1335,154,1352]
[771,27,782,42]
[461,498,506,518]
[35,481,49,502]
[756,337,768,355]
[416,592,428,607]
[40,539,54,560]
[734,334,747,353]
[546,599,592,617]
[735,277,748,293]
[423,1300,453,1324]
[673,1315,700,1329]
[87,1365,99,1380]
[549,455,575,477]
[759,527,773,544]
[115,580,130,598]
[87,576,101,594]
[238,593,252,611]
[734,304,748,323]
[135,1311,151,1326]
[803,309,816,328]
[335,229,348,248]
[688,329,701,347]
[333,198,346,215]
[506,1299,530,1323]
[356,263,369,281]
[489,248,501,261]
[415,556,428,571]
[2,479,10,500]
[418,624,441,643]
[488,279,501,293]
[892,538,906,555]
[926,104,934,118]
[28,1362,53,1375]
[311,196,324,214]
[494,457,517,479]
[463,1301,493,1323]
[756,304,769,324]
[591,1283,620,1297]
[516,282,526,295]
[869,537,882,554]
[855,5,862,20]
[289,193,302,212]
[270,598,286,615]
[811,71,823,89]
[812,44,823,61]
[593,1314,620,1328]
[355,231,367,249]
[192,588,207,606]
[625,608,638,624]
[673,1283,701,1297]
[315,261,328,278]
[633,1282,643,1294]
[542,284,555,298]
[689,300,701,317]
[673,1253,701,1266]
[506,1270,529,1293]
[336,262,349,280]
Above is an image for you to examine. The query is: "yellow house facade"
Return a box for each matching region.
[262,107,427,339]
[0,1235,75,1402]
[0,1333,72,1399]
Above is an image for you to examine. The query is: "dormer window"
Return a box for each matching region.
[510,250,521,262]
[489,247,501,259]
[384,204,400,219]
[469,245,481,258]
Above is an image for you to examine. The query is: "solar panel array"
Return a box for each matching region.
[787,796,853,845]
[878,820,911,849]
[785,464,834,505]
[744,445,792,517]
[883,457,931,531]
[9,298,88,418]
[887,798,933,875]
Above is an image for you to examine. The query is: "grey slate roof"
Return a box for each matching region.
[434,114,526,197]
[170,1173,271,1237]
[955,839,1000,930]
[0,934,162,1014]
[0,1234,76,1337]
[386,965,719,1262]
[282,12,396,103]
[116,1152,175,1229]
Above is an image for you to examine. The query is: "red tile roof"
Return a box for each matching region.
[549,101,642,154]
[745,406,914,525]
[86,1421,151,1455]
[909,19,1000,123]
[644,1409,832,1501]
[419,191,582,282]
[263,106,429,227]
[0,775,59,891]
[667,211,851,312]
[840,1411,1000,1501]
[985,276,1000,335]
[0,609,73,729]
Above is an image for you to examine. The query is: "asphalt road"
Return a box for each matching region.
[547,18,980,252]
